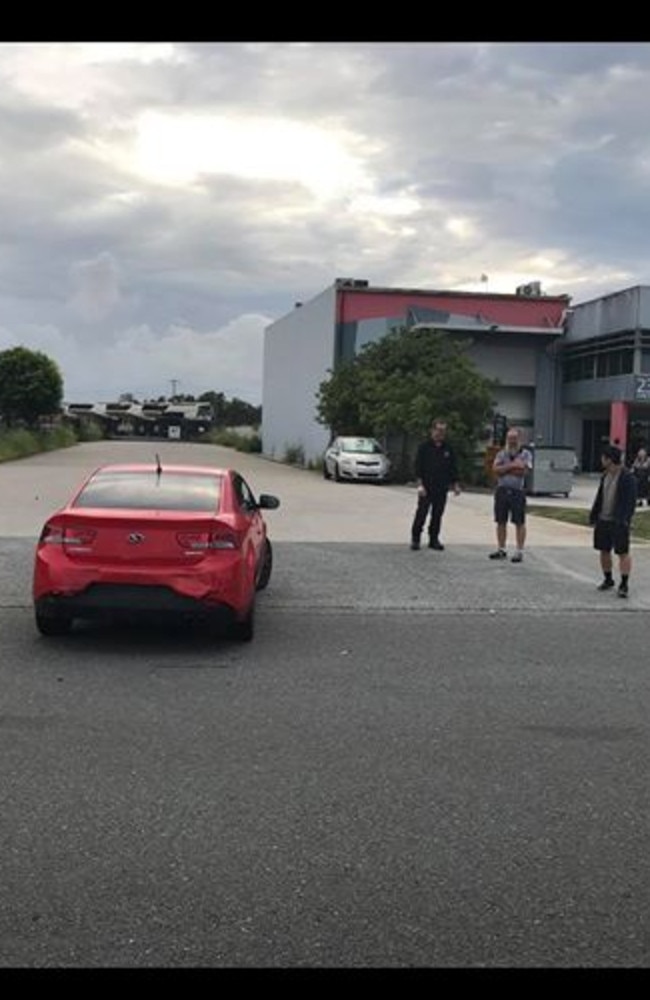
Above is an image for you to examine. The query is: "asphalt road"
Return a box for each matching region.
[1,442,649,967]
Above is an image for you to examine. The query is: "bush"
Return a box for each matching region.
[0,426,78,463]
[283,443,305,466]
[204,429,262,453]
[0,428,36,461]
[75,419,106,442]
[37,426,78,451]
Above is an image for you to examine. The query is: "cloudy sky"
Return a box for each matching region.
[1,41,649,405]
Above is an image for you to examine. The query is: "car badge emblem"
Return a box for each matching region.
[128,532,145,544]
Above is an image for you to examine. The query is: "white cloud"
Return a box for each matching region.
[67,251,122,323]
[128,111,371,200]
[1,41,650,406]
[0,313,270,405]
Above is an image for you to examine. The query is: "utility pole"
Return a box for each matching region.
[170,378,179,399]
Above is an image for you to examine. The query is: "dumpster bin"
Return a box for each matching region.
[525,446,575,496]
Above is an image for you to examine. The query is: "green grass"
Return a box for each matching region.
[527,504,650,541]
[0,425,78,463]
[203,428,262,453]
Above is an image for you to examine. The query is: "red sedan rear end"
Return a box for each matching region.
[32,462,280,641]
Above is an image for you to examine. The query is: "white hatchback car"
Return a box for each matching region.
[323,436,391,483]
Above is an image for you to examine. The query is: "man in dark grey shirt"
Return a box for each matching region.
[589,443,637,597]
[489,427,533,563]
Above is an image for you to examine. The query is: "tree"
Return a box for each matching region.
[198,391,227,425]
[316,327,497,480]
[223,396,261,427]
[315,357,371,438]
[0,346,64,428]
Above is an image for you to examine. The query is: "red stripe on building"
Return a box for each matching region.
[337,288,568,328]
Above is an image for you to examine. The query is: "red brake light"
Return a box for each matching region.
[176,529,238,551]
[39,524,64,545]
[39,524,96,547]
[64,528,97,547]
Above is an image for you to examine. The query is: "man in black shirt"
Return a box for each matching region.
[410,419,461,550]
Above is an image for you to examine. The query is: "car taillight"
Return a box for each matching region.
[176,529,238,551]
[39,524,97,547]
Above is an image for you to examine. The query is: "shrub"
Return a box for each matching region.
[204,428,262,453]
[37,426,78,451]
[75,419,106,442]
[283,443,305,466]
[0,426,78,463]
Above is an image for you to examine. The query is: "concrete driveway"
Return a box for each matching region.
[2,442,646,614]
[0,439,599,548]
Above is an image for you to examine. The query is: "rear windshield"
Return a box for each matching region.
[73,471,223,511]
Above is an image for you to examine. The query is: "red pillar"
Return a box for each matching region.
[610,401,629,456]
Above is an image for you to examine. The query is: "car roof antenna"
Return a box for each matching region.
[155,453,162,477]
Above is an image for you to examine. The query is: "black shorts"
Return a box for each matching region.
[593,520,630,555]
[494,486,526,526]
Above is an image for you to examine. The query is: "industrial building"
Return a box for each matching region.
[65,399,214,440]
[262,278,650,472]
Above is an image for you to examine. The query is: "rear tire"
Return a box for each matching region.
[35,610,73,636]
[256,539,273,591]
[233,602,255,642]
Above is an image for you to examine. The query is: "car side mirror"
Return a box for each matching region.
[258,494,280,510]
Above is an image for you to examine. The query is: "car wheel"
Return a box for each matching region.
[233,602,255,642]
[35,610,73,636]
[323,461,332,480]
[334,462,342,482]
[256,539,273,591]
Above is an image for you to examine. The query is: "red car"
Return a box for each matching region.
[32,461,280,641]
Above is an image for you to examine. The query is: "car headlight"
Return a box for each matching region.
[341,458,354,466]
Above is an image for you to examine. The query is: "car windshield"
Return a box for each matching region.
[339,439,383,454]
[73,471,223,511]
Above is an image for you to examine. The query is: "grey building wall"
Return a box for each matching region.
[468,334,559,439]
[564,286,641,342]
[639,287,650,327]
[489,386,534,425]
[562,374,638,405]
[262,286,336,464]
[559,408,584,460]
[534,346,561,444]
[466,336,538,384]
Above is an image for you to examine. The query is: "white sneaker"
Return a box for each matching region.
[511,551,523,563]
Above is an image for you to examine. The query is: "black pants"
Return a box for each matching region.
[634,470,649,502]
[411,488,448,542]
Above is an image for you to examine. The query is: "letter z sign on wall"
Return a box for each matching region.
[635,375,650,401]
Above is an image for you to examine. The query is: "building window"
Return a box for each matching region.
[563,355,595,382]
[602,349,633,376]
[565,349,634,381]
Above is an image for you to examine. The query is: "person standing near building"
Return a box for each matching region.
[589,444,637,598]
[410,419,461,551]
[631,446,650,506]
[489,427,533,563]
